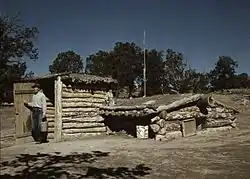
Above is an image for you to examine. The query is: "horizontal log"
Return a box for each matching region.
[62,122,105,129]
[62,132,106,139]
[62,108,98,112]
[63,88,107,95]
[46,102,54,107]
[46,118,54,122]
[73,89,106,95]
[63,127,107,134]
[62,112,99,117]
[151,116,160,123]
[100,105,148,111]
[62,116,104,123]
[74,90,105,95]
[47,119,55,124]
[46,114,54,118]
[48,123,54,128]
[202,118,237,128]
[62,102,103,108]
[159,111,198,120]
[179,106,200,112]
[212,107,234,113]
[47,106,55,110]
[99,109,156,117]
[62,98,105,103]
[47,128,54,133]
[156,94,204,112]
[47,133,54,139]
[46,110,55,115]
[207,112,233,119]
[62,92,106,99]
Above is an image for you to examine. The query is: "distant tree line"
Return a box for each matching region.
[1,14,249,103]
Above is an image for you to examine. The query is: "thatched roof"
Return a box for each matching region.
[20,72,118,84]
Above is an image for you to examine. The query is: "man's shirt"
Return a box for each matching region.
[29,91,47,116]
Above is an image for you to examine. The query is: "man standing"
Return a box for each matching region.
[24,83,47,143]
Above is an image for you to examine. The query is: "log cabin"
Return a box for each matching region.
[14,72,117,143]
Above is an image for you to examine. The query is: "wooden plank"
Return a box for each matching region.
[15,89,35,94]
[54,76,62,142]
[14,83,34,141]
[181,118,197,137]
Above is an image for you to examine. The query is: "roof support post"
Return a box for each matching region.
[54,76,62,142]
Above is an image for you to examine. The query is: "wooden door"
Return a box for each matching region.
[14,82,35,140]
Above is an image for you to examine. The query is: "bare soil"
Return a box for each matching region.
[0,94,250,179]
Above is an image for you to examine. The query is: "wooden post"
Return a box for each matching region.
[54,76,62,142]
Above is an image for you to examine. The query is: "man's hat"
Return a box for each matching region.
[32,83,41,88]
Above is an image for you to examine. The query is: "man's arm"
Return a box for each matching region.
[24,100,33,110]
[41,94,47,118]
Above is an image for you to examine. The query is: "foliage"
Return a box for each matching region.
[86,44,249,97]
[49,50,84,74]
[144,49,164,95]
[0,14,38,103]
[231,73,249,89]
[86,42,142,96]
[209,56,238,90]
[86,50,113,76]
[161,49,205,93]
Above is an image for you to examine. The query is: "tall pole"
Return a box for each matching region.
[143,30,146,97]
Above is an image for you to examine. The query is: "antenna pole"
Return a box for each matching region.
[143,30,146,97]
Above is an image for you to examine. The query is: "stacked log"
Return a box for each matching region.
[45,101,55,139]
[99,106,156,117]
[61,84,107,139]
[202,106,237,129]
[151,103,238,141]
[151,110,195,141]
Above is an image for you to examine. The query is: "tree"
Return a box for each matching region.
[0,14,38,102]
[210,56,238,90]
[144,49,164,95]
[162,49,188,93]
[86,50,114,77]
[49,50,84,74]
[231,73,249,89]
[86,42,143,97]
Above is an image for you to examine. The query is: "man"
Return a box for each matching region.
[24,83,47,143]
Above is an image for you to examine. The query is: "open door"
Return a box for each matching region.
[13,82,35,144]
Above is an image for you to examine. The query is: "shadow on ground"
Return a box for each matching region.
[0,151,151,179]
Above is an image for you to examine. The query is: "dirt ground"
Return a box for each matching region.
[0,94,250,179]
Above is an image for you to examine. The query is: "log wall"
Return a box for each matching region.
[46,100,55,139]
[61,83,108,140]
[151,105,237,141]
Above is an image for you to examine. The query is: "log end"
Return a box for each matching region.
[196,95,214,115]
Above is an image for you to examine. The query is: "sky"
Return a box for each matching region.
[1,0,250,76]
